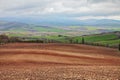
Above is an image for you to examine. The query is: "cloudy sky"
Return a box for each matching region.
[0,0,120,20]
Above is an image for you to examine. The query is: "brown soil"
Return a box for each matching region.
[0,43,120,80]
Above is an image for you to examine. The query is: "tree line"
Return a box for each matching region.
[0,34,20,44]
[0,34,120,51]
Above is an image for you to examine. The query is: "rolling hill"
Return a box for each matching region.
[0,21,64,32]
[0,20,120,37]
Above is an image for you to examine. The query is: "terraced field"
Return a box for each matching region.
[0,43,120,80]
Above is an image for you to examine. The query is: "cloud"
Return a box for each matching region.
[75,15,120,20]
[0,0,120,20]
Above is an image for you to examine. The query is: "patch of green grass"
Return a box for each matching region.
[33,27,66,32]
[98,39,120,46]
[42,35,69,43]
[84,34,117,42]
[72,33,119,44]
[5,31,120,46]
[85,26,98,30]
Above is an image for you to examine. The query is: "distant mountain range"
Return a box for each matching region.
[0,17,120,26]
[80,19,120,26]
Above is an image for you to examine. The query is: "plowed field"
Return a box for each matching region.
[0,43,120,80]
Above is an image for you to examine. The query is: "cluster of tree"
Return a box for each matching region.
[0,35,9,44]
[0,34,20,44]
[19,38,61,43]
[67,37,85,44]
[0,34,62,44]
[118,43,120,51]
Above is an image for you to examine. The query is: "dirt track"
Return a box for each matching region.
[0,43,120,80]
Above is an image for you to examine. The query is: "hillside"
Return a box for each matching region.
[72,32,120,47]
[0,21,64,32]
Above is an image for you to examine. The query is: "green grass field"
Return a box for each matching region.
[72,33,120,46]
[40,33,120,46]
[33,27,66,32]
[6,31,120,47]
[98,39,120,46]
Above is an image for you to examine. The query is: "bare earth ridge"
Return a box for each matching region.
[0,43,120,80]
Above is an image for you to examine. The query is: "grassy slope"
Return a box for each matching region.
[84,34,117,42]
[73,33,120,46]
[98,39,120,46]
[6,32,120,46]
[34,33,120,46]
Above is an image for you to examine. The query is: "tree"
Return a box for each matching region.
[81,37,85,44]
[76,39,79,44]
[0,34,9,44]
[106,44,109,47]
[69,39,73,43]
[58,35,63,37]
[9,37,20,43]
[66,37,73,44]
[118,43,120,51]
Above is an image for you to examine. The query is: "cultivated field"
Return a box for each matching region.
[0,43,120,80]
